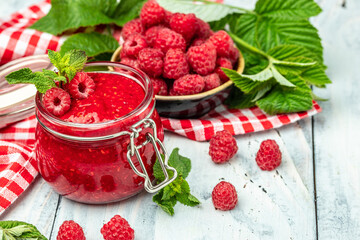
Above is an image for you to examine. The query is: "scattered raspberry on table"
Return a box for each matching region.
[101,215,135,240]
[209,130,238,164]
[255,139,282,171]
[57,220,86,240]
[212,181,238,211]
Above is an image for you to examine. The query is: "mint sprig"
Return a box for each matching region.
[152,148,200,216]
[5,50,87,93]
[0,221,47,240]
[48,50,87,81]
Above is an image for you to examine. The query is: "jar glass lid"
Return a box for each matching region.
[0,54,53,128]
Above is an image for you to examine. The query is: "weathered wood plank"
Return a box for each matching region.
[49,122,315,240]
[0,177,60,239]
[313,0,360,238]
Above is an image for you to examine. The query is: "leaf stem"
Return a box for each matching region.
[228,32,269,59]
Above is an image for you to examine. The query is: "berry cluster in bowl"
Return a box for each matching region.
[116,0,240,97]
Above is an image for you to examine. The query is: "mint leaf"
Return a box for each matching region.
[5,68,56,93]
[256,74,313,114]
[153,148,191,181]
[176,193,200,207]
[60,32,119,58]
[152,148,200,216]
[48,49,87,81]
[153,190,177,216]
[255,0,321,20]
[30,0,118,35]
[157,0,245,22]
[0,221,47,240]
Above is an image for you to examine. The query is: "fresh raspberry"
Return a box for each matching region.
[195,18,212,39]
[208,30,234,58]
[151,77,168,95]
[228,46,239,66]
[169,13,198,43]
[187,42,217,75]
[164,10,173,26]
[172,74,205,95]
[57,220,85,240]
[101,215,134,240]
[43,88,71,117]
[209,130,238,163]
[144,25,164,47]
[120,57,141,70]
[163,48,189,79]
[212,181,238,211]
[121,18,144,40]
[204,73,221,91]
[140,0,165,28]
[121,34,148,58]
[255,139,282,171]
[68,72,95,99]
[154,28,186,53]
[190,38,206,47]
[215,57,232,82]
[168,88,177,96]
[138,48,164,77]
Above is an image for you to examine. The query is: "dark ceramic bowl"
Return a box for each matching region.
[111,47,245,119]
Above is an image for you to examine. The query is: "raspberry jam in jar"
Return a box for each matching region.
[35,62,177,204]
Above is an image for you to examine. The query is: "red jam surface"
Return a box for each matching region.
[35,72,163,204]
[61,73,145,123]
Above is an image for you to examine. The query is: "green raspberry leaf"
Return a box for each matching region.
[157,0,244,22]
[255,0,321,20]
[60,32,119,58]
[256,74,313,114]
[300,65,331,87]
[112,0,147,26]
[0,221,47,240]
[223,68,276,94]
[225,88,257,109]
[5,68,56,93]
[29,0,118,35]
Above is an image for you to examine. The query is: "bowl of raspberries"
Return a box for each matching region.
[111,0,244,118]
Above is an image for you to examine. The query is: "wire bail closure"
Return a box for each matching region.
[126,118,177,193]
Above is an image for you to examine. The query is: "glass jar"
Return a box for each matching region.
[35,62,177,204]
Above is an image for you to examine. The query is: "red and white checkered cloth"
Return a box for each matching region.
[0,0,321,213]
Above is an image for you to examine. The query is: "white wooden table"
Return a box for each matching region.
[1,0,360,239]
